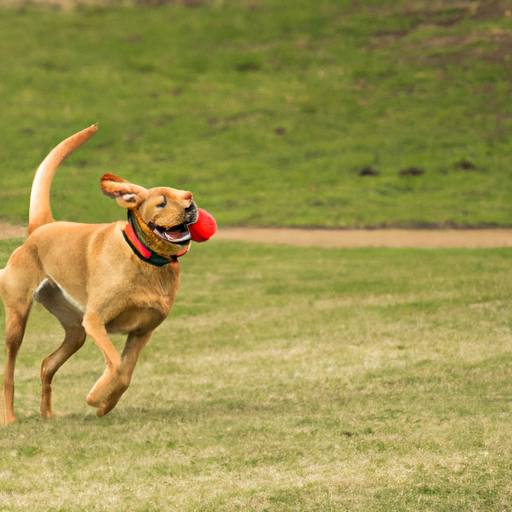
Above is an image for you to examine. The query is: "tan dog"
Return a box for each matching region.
[0,124,203,423]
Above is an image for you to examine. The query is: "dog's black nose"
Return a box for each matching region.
[185,201,198,224]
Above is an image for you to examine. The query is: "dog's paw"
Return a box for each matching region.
[87,374,129,417]
[96,407,106,418]
[40,407,54,420]
[96,402,116,418]
[91,395,122,418]
[1,413,17,425]
[86,391,108,416]
[86,392,101,408]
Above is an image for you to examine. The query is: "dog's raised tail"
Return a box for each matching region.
[28,124,98,235]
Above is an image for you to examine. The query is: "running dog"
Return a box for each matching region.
[0,125,214,423]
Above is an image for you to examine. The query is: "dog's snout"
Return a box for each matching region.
[182,191,193,207]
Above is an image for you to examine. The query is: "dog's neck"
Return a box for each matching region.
[123,210,189,267]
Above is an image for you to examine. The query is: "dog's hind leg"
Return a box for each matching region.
[39,325,86,419]
[0,252,42,424]
[35,280,86,419]
[2,303,31,424]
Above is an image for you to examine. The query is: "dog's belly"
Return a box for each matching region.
[34,278,85,326]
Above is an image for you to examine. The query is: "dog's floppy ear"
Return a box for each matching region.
[100,173,148,209]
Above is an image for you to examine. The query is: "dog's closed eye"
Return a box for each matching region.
[156,196,167,208]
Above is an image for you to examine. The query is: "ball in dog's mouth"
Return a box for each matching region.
[151,223,191,244]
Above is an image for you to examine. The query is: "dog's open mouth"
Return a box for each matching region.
[151,223,191,245]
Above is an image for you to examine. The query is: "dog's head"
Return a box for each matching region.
[100,173,198,252]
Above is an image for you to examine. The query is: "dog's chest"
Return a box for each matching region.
[33,264,180,334]
[104,275,179,334]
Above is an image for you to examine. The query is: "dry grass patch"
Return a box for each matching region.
[1,240,512,509]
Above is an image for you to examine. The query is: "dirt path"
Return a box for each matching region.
[0,223,27,240]
[213,227,512,248]
[2,223,512,248]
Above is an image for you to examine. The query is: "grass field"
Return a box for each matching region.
[0,0,512,227]
[2,1,512,510]
[1,237,512,510]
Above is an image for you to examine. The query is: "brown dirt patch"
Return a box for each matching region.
[0,223,27,240]
[2,223,512,248]
[215,227,512,248]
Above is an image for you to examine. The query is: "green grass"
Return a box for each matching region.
[1,1,512,510]
[1,237,512,510]
[0,0,512,227]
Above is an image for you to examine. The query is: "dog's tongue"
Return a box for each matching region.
[164,230,187,242]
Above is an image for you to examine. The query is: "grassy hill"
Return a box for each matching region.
[1,0,512,228]
[3,4,512,510]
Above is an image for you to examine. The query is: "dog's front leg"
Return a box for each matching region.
[93,330,154,417]
[82,311,123,416]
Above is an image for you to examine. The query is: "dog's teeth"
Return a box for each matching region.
[153,227,190,243]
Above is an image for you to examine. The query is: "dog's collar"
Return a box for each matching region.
[123,210,190,267]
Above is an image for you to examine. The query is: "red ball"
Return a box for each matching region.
[189,208,217,242]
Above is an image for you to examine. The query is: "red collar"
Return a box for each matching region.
[123,212,189,266]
